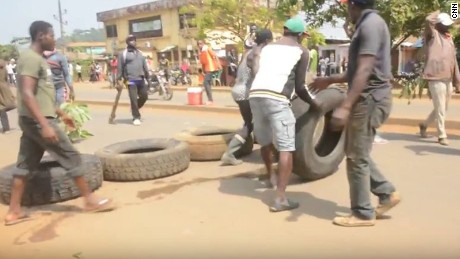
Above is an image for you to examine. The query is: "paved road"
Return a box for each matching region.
[0,107,459,258]
[73,84,460,121]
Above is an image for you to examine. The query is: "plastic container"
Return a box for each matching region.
[187,87,203,105]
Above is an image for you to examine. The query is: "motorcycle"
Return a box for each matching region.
[170,67,192,86]
[146,69,173,101]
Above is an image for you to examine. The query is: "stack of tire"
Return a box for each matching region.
[0,87,346,206]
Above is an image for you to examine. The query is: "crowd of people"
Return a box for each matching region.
[1,0,460,228]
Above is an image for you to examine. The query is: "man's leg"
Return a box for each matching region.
[203,72,214,103]
[221,100,252,166]
[55,87,65,107]
[268,100,298,212]
[127,83,141,123]
[5,125,45,225]
[249,98,275,186]
[420,81,446,141]
[39,119,113,212]
[333,95,376,226]
[0,110,10,133]
[137,80,148,110]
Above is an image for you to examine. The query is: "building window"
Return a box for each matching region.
[129,16,163,39]
[106,25,118,38]
[179,13,197,29]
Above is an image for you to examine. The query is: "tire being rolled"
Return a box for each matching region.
[174,126,254,161]
[95,138,190,182]
[292,87,346,181]
[0,154,103,206]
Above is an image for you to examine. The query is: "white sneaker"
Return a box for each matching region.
[373,135,388,144]
[133,119,141,126]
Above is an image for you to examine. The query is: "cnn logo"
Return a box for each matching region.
[452,3,459,20]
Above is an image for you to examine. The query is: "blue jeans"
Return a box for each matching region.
[346,93,396,219]
[55,87,65,107]
[249,97,296,152]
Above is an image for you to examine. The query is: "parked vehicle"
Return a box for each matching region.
[170,67,192,86]
[146,69,173,101]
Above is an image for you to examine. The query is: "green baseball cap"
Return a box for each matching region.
[284,18,309,35]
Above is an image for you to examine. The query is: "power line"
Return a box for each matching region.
[53,0,68,39]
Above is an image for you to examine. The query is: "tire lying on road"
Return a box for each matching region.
[291,87,347,181]
[95,138,190,181]
[0,154,103,206]
[175,126,254,161]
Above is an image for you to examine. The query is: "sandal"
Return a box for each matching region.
[85,198,115,213]
[4,214,35,226]
[269,199,299,213]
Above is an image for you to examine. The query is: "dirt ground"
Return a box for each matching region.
[0,106,459,259]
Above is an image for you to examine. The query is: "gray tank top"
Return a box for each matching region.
[231,50,252,101]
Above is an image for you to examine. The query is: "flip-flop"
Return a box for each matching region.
[85,198,116,213]
[4,214,35,226]
[269,199,299,213]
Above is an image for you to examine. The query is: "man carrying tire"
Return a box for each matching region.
[117,35,151,126]
[249,18,318,212]
[220,29,273,166]
[5,21,115,226]
[310,0,400,227]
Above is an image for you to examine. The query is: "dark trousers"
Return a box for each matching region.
[235,100,253,139]
[0,110,10,132]
[128,80,148,120]
[203,71,217,102]
[15,117,83,177]
[345,93,396,219]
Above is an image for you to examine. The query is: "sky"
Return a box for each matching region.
[0,0,144,44]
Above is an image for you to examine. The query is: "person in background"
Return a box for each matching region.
[159,53,170,80]
[0,59,12,134]
[198,40,222,105]
[310,0,400,227]
[110,56,118,89]
[419,11,460,146]
[180,58,190,74]
[43,48,74,106]
[68,59,74,83]
[308,46,318,82]
[146,56,154,72]
[95,62,102,81]
[221,29,273,166]
[117,34,150,126]
[75,62,83,82]
[5,21,114,226]
[6,59,16,85]
[89,61,97,83]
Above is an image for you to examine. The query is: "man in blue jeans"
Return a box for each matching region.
[249,17,318,212]
[43,49,74,106]
[311,0,400,227]
[117,35,150,126]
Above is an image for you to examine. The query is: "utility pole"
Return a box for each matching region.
[53,0,68,51]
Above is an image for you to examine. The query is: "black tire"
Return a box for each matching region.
[175,126,254,161]
[0,154,103,206]
[95,138,190,182]
[163,85,174,101]
[292,87,347,181]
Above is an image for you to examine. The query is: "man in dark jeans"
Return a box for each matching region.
[117,34,150,126]
[310,0,400,227]
[5,21,114,226]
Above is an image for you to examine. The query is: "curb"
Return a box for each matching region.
[81,99,460,130]
[168,86,460,100]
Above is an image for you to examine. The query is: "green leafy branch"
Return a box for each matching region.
[60,102,94,143]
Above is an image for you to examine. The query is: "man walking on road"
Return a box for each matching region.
[117,35,150,126]
[310,0,400,227]
[43,48,75,106]
[198,40,222,105]
[250,18,318,212]
[419,11,460,146]
[5,21,114,226]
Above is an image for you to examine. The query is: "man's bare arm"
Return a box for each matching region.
[342,55,376,109]
[251,47,261,78]
[21,76,51,127]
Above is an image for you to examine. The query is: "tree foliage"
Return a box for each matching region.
[183,0,326,48]
[0,44,19,61]
[278,0,454,49]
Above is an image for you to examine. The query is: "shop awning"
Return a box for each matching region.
[160,45,177,52]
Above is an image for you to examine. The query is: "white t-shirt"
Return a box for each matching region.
[6,64,15,74]
[68,63,74,76]
[76,65,82,73]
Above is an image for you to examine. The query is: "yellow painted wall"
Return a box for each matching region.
[102,8,197,67]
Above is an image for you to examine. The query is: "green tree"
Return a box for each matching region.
[278,0,453,49]
[0,44,19,61]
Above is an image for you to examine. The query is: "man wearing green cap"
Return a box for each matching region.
[310,0,400,227]
[249,17,318,212]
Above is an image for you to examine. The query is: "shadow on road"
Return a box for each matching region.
[218,175,349,222]
[381,132,460,141]
[405,145,460,156]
